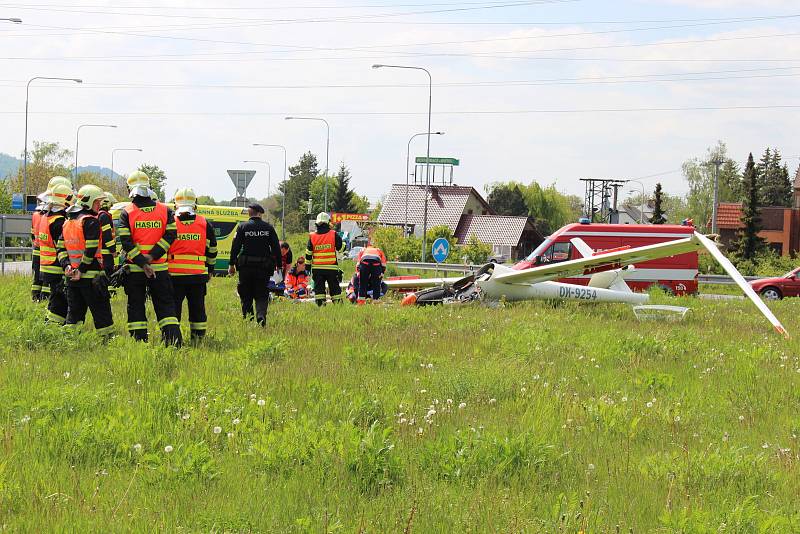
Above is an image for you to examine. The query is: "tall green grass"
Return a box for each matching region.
[0,274,798,532]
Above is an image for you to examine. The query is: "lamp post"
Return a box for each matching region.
[373,64,433,260]
[406,131,444,233]
[0,18,22,22]
[285,117,329,212]
[243,159,271,213]
[111,148,142,180]
[23,76,82,211]
[253,143,288,240]
[709,157,723,234]
[627,180,646,224]
[74,124,117,186]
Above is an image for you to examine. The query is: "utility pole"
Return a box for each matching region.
[711,157,723,234]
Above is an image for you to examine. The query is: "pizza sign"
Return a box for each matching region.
[330,213,369,224]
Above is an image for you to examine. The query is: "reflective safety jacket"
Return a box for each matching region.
[285,265,309,294]
[61,212,103,277]
[168,214,215,276]
[357,246,387,267]
[305,225,344,270]
[31,211,43,258]
[97,209,117,267]
[38,212,65,276]
[122,201,170,272]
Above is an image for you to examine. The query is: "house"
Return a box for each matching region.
[377,184,544,260]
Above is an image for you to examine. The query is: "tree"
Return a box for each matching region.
[649,183,667,224]
[332,163,357,213]
[683,141,742,227]
[459,234,493,264]
[196,195,217,206]
[518,182,576,235]
[75,171,128,200]
[731,153,765,261]
[487,183,528,216]
[309,174,336,216]
[11,140,73,195]
[280,152,320,233]
[137,163,167,200]
[758,147,792,207]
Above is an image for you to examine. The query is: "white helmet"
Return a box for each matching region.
[315,212,331,225]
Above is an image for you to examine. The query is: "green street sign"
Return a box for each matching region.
[415,157,460,166]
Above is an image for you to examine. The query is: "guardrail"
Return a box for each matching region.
[389,261,761,286]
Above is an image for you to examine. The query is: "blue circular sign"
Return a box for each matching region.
[431,237,450,263]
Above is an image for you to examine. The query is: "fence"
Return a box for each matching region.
[0,214,33,275]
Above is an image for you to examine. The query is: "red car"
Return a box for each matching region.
[750,267,800,300]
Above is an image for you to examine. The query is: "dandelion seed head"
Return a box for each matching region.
[164,445,173,453]
[213,426,222,434]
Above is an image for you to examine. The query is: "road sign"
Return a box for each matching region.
[415,157,460,166]
[11,194,22,210]
[431,237,450,264]
[227,170,256,197]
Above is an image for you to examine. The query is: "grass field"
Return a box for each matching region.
[0,274,799,532]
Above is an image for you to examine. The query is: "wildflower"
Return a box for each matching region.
[20,415,30,424]
[533,374,540,380]
[646,402,653,408]
[419,389,427,394]
[446,399,453,405]
[250,393,256,400]
[257,399,266,407]
[63,371,70,379]
[738,415,745,422]
[399,418,407,424]
[133,443,142,453]
[213,426,222,434]
[762,443,770,449]
[427,363,433,369]
[181,413,190,420]
[227,432,234,438]
[199,395,206,402]
[723,432,729,442]
[136,379,142,385]
[458,402,467,410]
[488,398,497,405]
[164,445,173,453]
[426,408,436,418]
[520,387,527,394]
[587,463,595,471]
[621,396,628,402]
[232,418,240,425]
[674,416,681,423]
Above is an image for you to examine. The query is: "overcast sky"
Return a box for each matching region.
[1,0,799,204]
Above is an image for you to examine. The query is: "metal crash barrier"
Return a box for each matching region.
[0,214,35,275]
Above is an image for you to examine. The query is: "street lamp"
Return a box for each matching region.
[23,76,82,212]
[111,148,143,180]
[1,18,22,23]
[373,63,433,261]
[627,180,646,224]
[285,116,330,213]
[243,159,271,205]
[406,131,444,232]
[253,143,288,240]
[74,124,117,186]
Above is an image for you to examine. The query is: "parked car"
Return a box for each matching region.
[749,267,800,300]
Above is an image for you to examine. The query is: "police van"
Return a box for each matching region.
[110,203,250,274]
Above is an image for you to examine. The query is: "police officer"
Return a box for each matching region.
[228,203,281,326]
[117,171,182,346]
[38,182,73,324]
[168,188,217,341]
[59,185,115,338]
[305,212,345,306]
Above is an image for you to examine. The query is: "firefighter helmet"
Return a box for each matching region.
[76,184,105,210]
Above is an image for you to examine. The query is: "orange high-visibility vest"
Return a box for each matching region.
[31,211,43,257]
[38,213,64,274]
[309,231,338,269]
[62,213,103,269]
[168,215,208,276]
[125,202,168,265]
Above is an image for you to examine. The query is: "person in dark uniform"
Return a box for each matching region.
[228,203,282,326]
[58,185,115,338]
[117,171,182,347]
[38,183,73,324]
[305,212,345,306]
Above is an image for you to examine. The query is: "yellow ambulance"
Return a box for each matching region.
[110,203,250,274]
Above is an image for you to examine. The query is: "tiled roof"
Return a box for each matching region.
[454,214,533,246]
[716,202,743,229]
[377,184,492,231]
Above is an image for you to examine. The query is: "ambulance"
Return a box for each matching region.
[110,203,250,274]
[514,222,699,295]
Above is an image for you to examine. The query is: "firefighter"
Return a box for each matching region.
[305,212,345,306]
[168,188,217,341]
[97,191,118,275]
[58,185,115,338]
[228,203,281,326]
[30,193,49,301]
[356,244,387,304]
[38,183,73,325]
[117,171,182,346]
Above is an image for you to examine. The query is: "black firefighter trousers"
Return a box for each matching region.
[66,279,115,337]
[42,275,68,325]
[173,281,208,339]
[237,267,270,326]
[124,270,182,346]
[312,268,342,306]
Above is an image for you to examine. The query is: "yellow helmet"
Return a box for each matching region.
[76,184,105,210]
[101,191,117,210]
[48,184,73,208]
[173,187,197,214]
[127,171,151,198]
[48,176,72,190]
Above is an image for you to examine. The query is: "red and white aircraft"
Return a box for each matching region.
[395,232,788,339]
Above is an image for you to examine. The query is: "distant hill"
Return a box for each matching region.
[0,152,122,181]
